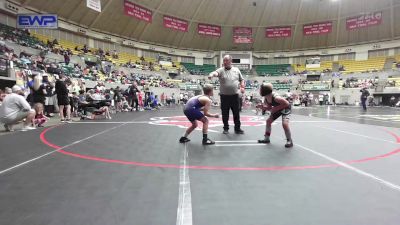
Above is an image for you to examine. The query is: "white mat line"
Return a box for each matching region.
[215,143,267,147]
[0,123,127,176]
[70,121,150,124]
[296,143,400,192]
[215,140,259,143]
[313,125,397,144]
[176,143,193,225]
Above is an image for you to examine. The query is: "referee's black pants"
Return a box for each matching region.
[220,94,241,131]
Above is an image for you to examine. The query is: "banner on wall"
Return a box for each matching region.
[305,57,321,69]
[198,23,221,37]
[266,26,292,38]
[346,11,382,30]
[86,0,101,12]
[233,27,253,44]
[303,22,332,35]
[302,83,330,91]
[124,0,152,23]
[163,16,188,32]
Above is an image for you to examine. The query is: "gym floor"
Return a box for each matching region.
[1,105,400,225]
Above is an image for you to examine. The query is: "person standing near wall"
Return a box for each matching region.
[360,87,370,111]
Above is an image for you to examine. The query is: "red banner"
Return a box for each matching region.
[233,27,252,35]
[233,36,253,44]
[266,26,292,38]
[198,23,221,37]
[303,22,332,35]
[163,16,188,32]
[346,12,382,30]
[124,0,152,23]
[233,27,252,44]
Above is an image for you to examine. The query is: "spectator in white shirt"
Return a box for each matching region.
[0,85,36,132]
[92,90,104,101]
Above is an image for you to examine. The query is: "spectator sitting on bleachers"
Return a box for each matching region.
[112,50,118,59]
[19,50,32,59]
[82,44,89,53]
[64,51,70,66]
[98,48,104,58]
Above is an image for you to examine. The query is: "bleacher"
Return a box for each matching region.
[392,55,400,69]
[387,77,400,87]
[181,63,216,75]
[293,61,333,73]
[240,69,251,76]
[31,31,145,66]
[158,61,182,71]
[2,23,392,78]
[339,57,386,74]
[255,64,291,76]
[107,52,140,66]
[0,24,43,48]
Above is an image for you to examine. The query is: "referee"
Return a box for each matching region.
[209,55,245,134]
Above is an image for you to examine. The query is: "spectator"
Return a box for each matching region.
[160,92,166,105]
[43,74,55,117]
[113,86,123,112]
[47,40,53,48]
[360,87,370,111]
[64,51,70,65]
[318,94,324,106]
[33,103,48,127]
[98,48,104,59]
[66,48,72,56]
[128,82,139,111]
[30,74,47,106]
[82,44,89,53]
[138,90,144,110]
[55,75,71,122]
[146,92,158,109]
[0,85,36,131]
[19,50,31,58]
[92,89,104,101]
[112,50,118,59]
[97,105,112,120]
[121,97,131,112]
[332,95,336,106]
[171,93,176,105]
[390,96,396,107]
[79,79,86,92]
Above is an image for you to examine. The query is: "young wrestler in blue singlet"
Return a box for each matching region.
[179,84,219,145]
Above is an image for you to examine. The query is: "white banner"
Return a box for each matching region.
[87,0,101,12]
[306,58,321,69]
